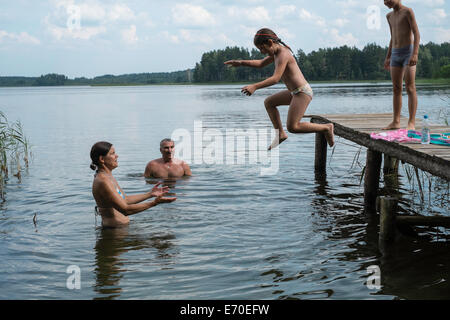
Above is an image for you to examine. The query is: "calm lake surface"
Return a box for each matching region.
[0,83,449,300]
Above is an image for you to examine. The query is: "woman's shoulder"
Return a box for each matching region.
[93,173,112,188]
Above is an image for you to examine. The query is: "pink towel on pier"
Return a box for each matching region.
[370,129,420,143]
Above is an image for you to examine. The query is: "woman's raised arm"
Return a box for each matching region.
[99,179,175,216]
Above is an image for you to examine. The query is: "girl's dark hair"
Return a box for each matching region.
[254,28,293,53]
[90,141,112,171]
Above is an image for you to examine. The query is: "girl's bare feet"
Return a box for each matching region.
[268,132,288,150]
[382,121,401,130]
[407,120,415,131]
[324,123,335,147]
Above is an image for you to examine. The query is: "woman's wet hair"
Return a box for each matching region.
[90,141,112,171]
[254,28,293,53]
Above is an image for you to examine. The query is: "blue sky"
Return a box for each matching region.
[0,0,449,78]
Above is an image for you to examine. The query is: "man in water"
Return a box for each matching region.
[383,0,420,130]
[144,138,192,179]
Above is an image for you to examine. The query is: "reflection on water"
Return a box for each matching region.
[94,227,129,299]
[378,238,450,299]
[94,226,177,300]
[0,84,448,299]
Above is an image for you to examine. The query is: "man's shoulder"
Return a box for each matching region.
[147,158,162,166]
[172,158,189,167]
[145,159,163,174]
[180,159,191,168]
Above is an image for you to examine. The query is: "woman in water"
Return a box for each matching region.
[90,141,176,228]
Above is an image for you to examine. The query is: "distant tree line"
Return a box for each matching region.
[193,42,450,82]
[0,70,192,87]
[0,42,448,87]
[193,47,274,82]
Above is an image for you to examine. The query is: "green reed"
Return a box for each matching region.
[0,111,31,201]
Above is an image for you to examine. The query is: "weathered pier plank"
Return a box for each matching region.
[310,113,450,180]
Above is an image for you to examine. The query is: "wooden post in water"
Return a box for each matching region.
[379,197,398,247]
[383,154,399,175]
[314,132,328,175]
[383,154,400,197]
[364,149,382,214]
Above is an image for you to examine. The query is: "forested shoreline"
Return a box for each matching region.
[1,42,448,87]
[194,42,450,82]
[0,70,192,87]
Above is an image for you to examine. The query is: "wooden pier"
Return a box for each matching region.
[309,113,450,249]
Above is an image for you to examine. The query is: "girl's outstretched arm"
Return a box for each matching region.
[241,53,289,96]
[224,56,274,68]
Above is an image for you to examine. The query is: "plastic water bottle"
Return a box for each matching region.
[421,115,430,144]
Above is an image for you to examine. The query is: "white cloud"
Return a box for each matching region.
[162,29,233,46]
[299,8,313,19]
[332,18,350,28]
[299,9,326,27]
[275,5,296,19]
[121,25,138,44]
[59,1,135,22]
[434,27,450,42]
[228,6,270,23]
[405,0,445,7]
[335,0,359,8]
[44,15,106,40]
[77,2,106,22]
[0,30,40,45]
[108,4,136,21]
[45,1,138,41]
[238,25,260,39]
[326,28,359,47]
[48,24,106,40]
[427,8,447,23]
[161,31,180,44]
[172,4,215,27]
[274,27,295,41]
[181,29,213,44]
[216,33,236,46]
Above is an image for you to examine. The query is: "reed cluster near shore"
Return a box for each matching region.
[0,111,30,201]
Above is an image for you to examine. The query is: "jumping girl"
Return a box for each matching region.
[224,28,335,150]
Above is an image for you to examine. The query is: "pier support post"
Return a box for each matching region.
[314,132,328,175]
[379,197,398,254]
[383,154,400,197]
[383,155,399,175]
[364,149,382,214]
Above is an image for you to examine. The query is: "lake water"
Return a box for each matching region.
[0,83,449,300]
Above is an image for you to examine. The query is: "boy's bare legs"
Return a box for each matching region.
[404,65,417,130]
[286,93,335,147]
[264,90,291,150]
[384,66,407,130]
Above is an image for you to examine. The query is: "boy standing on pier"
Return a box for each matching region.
[383,0,420,130]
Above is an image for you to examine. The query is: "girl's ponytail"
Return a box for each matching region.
[278,39,293,54]
[254,28,293,54]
